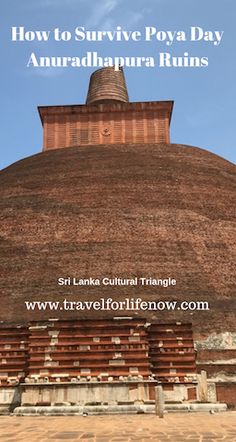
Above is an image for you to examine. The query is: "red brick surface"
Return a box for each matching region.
[216,384,236,408]
[0,143,235,327]
[39,101,172,150]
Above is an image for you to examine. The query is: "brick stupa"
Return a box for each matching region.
[0,67,235,412]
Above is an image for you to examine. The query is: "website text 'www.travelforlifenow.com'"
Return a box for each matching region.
[24,276,210,313]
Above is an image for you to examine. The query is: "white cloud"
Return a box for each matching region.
[24,66,66,78]
[35,0,83,6]
[94,9,145,30]
[24,0,145,29]
[85,0,122,27]
[120,10,146,28]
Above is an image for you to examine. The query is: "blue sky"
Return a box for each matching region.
[1,0,235,169]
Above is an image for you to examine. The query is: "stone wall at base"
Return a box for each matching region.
[216,383,236,408]
[1,319,236,409]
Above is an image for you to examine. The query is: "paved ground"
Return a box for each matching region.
[0,412,236,441]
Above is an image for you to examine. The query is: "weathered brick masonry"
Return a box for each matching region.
[39,101,172,151]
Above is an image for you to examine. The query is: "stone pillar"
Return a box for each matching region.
[197,370,208,402]
[137,382,145,403]
[155,385,164,418]
[207,382,217,403]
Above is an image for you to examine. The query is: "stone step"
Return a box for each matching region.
[13,403,227,416]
